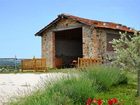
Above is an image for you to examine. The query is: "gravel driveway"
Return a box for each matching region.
[0,73,65,105]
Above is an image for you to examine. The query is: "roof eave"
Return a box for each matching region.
[35,14,90,36]
[35,17,61,36]
[35,14,135,36]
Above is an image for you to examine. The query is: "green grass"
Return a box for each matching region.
[9,66,138,105]
[95,84,137,105]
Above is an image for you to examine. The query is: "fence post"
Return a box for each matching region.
[33,56,36,72]
[21,60,23,72]
[78,57,80,68]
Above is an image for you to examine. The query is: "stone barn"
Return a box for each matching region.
[35,14,134,68]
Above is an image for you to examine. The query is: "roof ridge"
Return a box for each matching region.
[59,13,101,22]
[59,14,134,31]
[59,13,129,27]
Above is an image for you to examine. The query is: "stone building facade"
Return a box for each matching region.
[35,14,134,68]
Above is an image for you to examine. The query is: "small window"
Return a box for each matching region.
[107,33,120,51]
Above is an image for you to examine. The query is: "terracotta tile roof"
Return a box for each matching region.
[61,14,134,32]
[35,14,135,36]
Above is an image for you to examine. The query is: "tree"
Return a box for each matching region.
[111,31,140,96]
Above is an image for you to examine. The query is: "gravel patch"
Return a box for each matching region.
[0,73,65,105]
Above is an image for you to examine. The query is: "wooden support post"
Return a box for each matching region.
[78,57,79,68]
[21,60,23,72]
[33,57,36,72]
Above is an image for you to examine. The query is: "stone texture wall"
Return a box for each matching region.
[53,18,82,30]
[82,26,95,58]
[41,17,121,67]
[46,31,55,67]
[41,31,55,68]
[96,29,107,57]
[82,27,108,58]
[96,29,121,62]
[41,32,47,58]
[42,18,82,68]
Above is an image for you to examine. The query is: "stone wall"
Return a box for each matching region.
[41,17,122,67]
[41,32,47,58]
[82,26,95,58]
[42,18,83,68]
[53,18,82,30]
[96,29,107,57]
[96,29,121,62]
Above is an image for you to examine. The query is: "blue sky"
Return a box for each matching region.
[0,0,140,58]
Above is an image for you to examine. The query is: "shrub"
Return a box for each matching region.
[84,65,127,91]
[111,31,140,96]
[45,76,97,105]
[0,65,20,73]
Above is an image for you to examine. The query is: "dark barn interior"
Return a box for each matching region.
[55,28,83,68]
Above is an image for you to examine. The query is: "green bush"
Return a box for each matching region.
[44,75,97,105]
[84,66,127,91]
[0,65,20,73]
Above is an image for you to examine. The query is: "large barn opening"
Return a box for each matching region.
[55,27,83,68]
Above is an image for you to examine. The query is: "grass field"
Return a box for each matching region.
[9,66,139,105]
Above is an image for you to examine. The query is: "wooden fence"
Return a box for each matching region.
[21,58,47,72]
[77,57,103,68]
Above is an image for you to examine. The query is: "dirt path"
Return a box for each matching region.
[0,73,65,105]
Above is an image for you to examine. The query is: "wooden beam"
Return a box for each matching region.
[53,26,82,32]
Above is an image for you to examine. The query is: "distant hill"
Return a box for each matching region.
[0,58,22,66]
